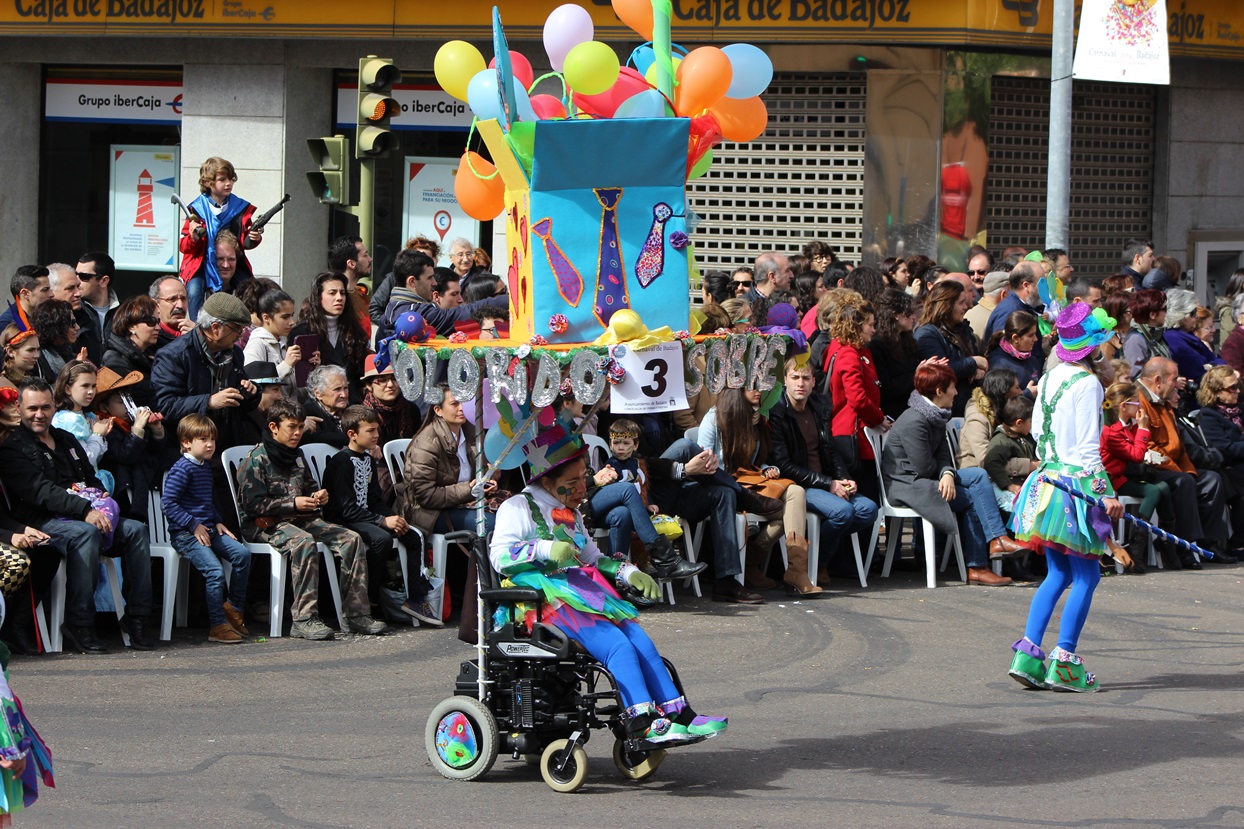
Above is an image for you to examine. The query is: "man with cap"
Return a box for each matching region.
[966,271,1009,344]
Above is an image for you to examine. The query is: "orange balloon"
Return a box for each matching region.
[673,47,732,117]
[455,152,505,221]
[708,95,768,143]
[611,0,654,40]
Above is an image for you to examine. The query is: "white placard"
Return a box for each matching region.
[46,79,184,124]
[610,342,689,415]
[336,84,472,132]
[1073,0,1170,85]
[401,156,479,256]
[109,145,181,272]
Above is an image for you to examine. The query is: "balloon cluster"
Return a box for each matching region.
[434,1,774,221]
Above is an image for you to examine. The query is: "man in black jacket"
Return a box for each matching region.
[0,379,154,653]
[769,360,878,585]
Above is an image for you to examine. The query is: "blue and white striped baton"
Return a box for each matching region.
[1037,474,1215,561]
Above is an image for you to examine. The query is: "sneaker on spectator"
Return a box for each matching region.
[346,615,392,635]
[209,623,244,644]
[290,616,335,641]
[402,600,444,627]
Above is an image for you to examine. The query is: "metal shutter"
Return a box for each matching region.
[986,76,1155,274]
[688,72,867,294]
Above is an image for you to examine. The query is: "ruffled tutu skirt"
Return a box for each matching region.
[1009,461,1114,560]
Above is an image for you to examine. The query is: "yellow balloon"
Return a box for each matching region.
[563,41,621,96]
[435,40,486,103]
[644,56,681,87]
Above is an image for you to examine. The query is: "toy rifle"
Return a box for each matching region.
[250,194,292,233]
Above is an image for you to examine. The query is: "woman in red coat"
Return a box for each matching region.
[1099,380,1171,570]
[824,294,886,501]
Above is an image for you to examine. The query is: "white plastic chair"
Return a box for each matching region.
[783,513,869,589]
[300,443,340,487]
[863,427,967,588]
[383,438,472,618]
[1116,494,1159,569]
[145,488,186,641]
[222,445,292,638]
[581,434,610,471]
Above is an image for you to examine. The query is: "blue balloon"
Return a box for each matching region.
[484,420,537,470]
[467,69,503,122]
[614,89,667,119]
[721,43,773,100]
[514,84,538,123]
[630,45,656,77]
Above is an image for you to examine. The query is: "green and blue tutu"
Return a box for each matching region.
[1009,461,1114,560]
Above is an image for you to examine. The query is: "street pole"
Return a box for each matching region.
[356,157,375,256]
[1046,0,1074,251]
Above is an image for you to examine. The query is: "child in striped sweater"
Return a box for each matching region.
[163,414,252,644]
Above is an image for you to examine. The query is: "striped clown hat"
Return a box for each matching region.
[522,422,586,481]
[1054,302,1117,363]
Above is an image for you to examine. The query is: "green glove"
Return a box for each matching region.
[549,541,577,566]
[627,570,659,601]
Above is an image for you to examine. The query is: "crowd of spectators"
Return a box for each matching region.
[1,231,1240,656]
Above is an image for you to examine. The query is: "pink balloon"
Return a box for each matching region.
[530,94,568,120]
[489,51,535,92]
[543,4,594,72]
[572,66,651,118]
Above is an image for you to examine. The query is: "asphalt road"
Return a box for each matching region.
[14,560,1244,829]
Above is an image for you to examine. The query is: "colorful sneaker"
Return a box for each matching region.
[686,715,728,738]
[1044,646,1099,693]
[641,718,696,746]
[1008,637,1049,689]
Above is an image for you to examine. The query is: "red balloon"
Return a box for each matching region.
[489,51,535,91]
[530,94,568,120]
[572,66,651,118]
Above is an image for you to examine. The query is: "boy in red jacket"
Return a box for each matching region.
[179,156,262,319]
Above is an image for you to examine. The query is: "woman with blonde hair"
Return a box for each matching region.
[824,294,885,500]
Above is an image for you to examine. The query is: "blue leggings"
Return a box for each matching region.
[1023,547,1102,653]
[553,613,679,709]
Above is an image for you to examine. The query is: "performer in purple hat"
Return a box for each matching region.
[1007,303,1124,692]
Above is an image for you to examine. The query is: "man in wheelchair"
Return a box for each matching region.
[488,421,728,747]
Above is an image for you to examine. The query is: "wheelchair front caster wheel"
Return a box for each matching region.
[425,696,499,781]
[613,738,666,781]
[540,739,589,793]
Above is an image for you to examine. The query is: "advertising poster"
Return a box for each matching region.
[109,145,180,272]
[402,156,478,260]
[1074,0,1171,85]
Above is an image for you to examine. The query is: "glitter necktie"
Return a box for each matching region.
[634,202,672,289]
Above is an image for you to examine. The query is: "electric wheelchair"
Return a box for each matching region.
[423,536,705,792]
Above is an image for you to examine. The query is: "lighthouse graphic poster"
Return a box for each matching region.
[109,145,180,272]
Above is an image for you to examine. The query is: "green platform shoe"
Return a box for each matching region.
[1008,637,1049,689]
[1044,646,1100,693]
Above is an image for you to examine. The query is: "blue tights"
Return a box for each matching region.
[554,614,679,709]
[1023,547,1101,653]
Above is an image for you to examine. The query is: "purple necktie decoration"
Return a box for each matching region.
[532,217,583,307]
[592,187,629,327]
[634,202,672,289]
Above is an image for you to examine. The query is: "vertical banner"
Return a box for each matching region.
[108,145,180,272]
[1073,0,1170,85]
[402,156,479,263]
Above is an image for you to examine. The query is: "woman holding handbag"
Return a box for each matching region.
[699,387,818,597]
[825,295,887,502]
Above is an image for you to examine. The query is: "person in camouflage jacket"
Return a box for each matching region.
[234,398,388,640]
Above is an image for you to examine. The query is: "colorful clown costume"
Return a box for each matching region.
[490,485,726,743]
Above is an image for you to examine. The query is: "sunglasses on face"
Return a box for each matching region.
[75,272,99,280]
[733,280,753,288]
[968,269,989,276]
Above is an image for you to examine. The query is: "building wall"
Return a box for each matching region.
[1153,58,1244,267]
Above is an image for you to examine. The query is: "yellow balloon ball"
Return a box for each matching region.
[435,40,486,103]
[563,41,621,96]
[644,56,682,87]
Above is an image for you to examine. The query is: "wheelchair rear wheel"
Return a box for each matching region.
[613,738,666,781]
[540,739,589,793]
[425,696,500,781]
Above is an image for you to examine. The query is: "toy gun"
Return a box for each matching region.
[170,193,201,223]
[250,193,291,233]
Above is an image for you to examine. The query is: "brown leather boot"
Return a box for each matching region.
[743,545,776,589]
[782,533,823,597]
[816,568,832,587]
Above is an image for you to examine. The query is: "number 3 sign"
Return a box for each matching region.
[611,342,689,415]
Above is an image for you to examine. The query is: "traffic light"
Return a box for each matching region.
[306,135,351,205]
[356,55,401,159]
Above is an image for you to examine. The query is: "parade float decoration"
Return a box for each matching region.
[396,1,779,452]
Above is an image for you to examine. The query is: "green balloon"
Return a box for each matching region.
[508,121,536,174]
[688,149,713,180]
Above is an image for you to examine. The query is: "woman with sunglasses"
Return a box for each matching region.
[102,294,165,409]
